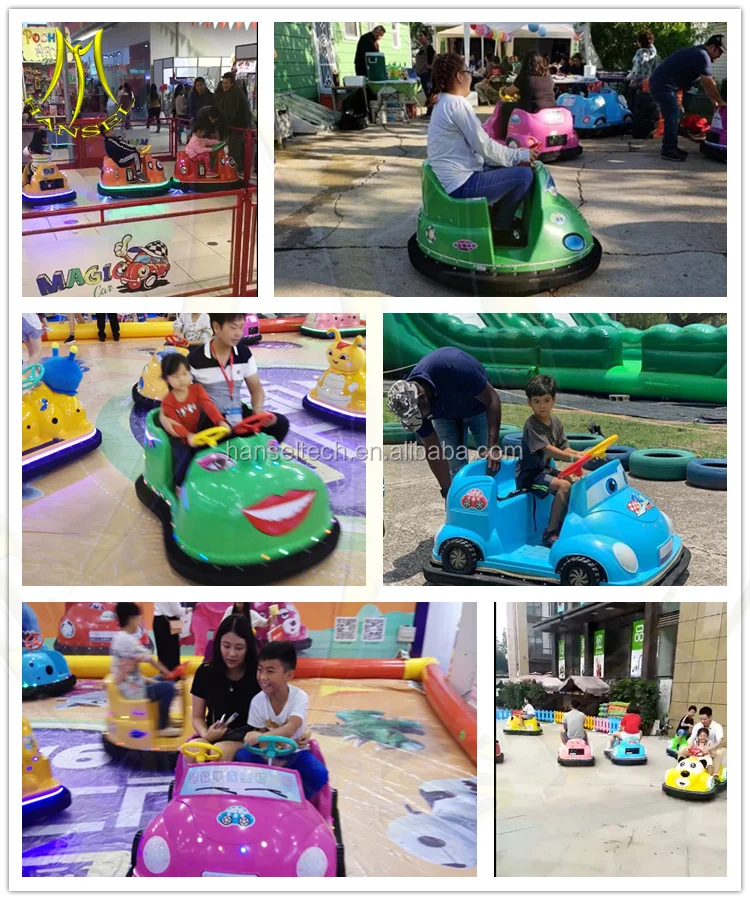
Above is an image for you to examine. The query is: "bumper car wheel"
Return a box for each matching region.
[332,789,346,877]
[441,538,479,576]
[558,555,603,586]
[128,828,143,875]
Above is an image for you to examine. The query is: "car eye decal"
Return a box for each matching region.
[585,479,610,510]
[605,477,618,494]
[197,453,236,473]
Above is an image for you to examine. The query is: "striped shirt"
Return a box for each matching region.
[188,340,257,424]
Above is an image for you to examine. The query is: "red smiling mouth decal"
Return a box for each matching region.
[242,490,316,536]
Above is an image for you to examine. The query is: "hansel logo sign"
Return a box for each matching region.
[24,27,133,135]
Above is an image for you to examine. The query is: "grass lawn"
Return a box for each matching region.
[382,396,727,458]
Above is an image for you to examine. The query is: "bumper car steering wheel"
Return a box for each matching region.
[165,334,189,347]
[22,631,45,651]
[192,425,232,448]
[557,434,619,479]
[181,740,224,763]
[22,363,44,391]
[246,735,298,762]
[233,411,276,436]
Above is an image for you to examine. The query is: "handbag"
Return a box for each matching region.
[169,619,183,635]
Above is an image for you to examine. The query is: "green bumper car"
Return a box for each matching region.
[408,161,602,296]
[135,409,340,584]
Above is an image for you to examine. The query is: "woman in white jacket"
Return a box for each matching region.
[427,52,539,245]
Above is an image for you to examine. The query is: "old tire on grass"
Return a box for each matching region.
[629,449,697,481]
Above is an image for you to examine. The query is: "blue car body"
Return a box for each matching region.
[557,87,633,133]
[605,736,648,766]
[424,457,689,586]
[23,646,76,700]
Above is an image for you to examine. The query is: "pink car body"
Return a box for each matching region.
[131,740,340,877]
[558,738,595,766]
[483,104,582,162]
[242,314,262,345]
[252,601,312,651]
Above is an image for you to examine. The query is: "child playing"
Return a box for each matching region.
[607,703,642,750]
[520,697,536,720]
[185,106,222,177]
[677,704,697,736]
[239,641,328,801]
[110,602,180,737]
[24,130,52,181]
[516,374,587,547]
[98,123,149,182]
[688,727,714,771]
[158,353,230,485]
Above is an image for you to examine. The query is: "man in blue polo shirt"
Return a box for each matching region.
[387,347,502,496]
[649,34,726,161]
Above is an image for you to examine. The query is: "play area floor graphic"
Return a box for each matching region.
[22,335,365,586]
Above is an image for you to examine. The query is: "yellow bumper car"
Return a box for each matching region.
[302,328,366,431]
[132,335,190,409]
[22,717,72,824]
[662,756,727,801]
[22,159,76,207]
[503,711,543,736]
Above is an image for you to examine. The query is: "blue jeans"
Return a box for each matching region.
[234,748,329,801]
[450,165,534,228]
[432,412,489,478]
[146,678,175,730]
[651,89,680,153]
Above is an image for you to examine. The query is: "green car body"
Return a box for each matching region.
[137,408,339,582]
[408,160,602,295]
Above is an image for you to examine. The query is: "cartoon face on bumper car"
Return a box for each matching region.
[427,454,687,587]
[137,409,340,583]
[662,757,726,800]
[132,340,190,408]
[55,602,153,654]
[114,242,170,291]
[130,753,340,877]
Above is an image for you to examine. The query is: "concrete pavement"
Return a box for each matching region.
[495,722,727,877]
[274,113,727,297]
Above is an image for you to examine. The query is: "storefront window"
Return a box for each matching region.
[656,624,678,678]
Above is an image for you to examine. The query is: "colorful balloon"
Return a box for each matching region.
[538,26,547,37]
[528,23,540,33]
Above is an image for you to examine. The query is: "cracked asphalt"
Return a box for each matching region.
[274,113,726,297]
[496,723,727,877]
[384,447,727,586]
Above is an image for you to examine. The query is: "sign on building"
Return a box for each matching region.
[630,619,645,677]
[579,634,585,676]
[558,638,565,679]
[593,629,605,678]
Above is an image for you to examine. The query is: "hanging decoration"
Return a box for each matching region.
[528,23,540,33]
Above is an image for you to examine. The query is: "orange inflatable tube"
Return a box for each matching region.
[423,663,477,764]
[259,316,306,333]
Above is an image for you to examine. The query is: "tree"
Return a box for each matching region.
[495,630,508,675]
[590,22,703,70]
[609,677,660,732]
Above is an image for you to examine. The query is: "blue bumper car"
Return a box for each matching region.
[604,736,647,766]
[558,87,633,135]
[22,631,76,701]
[423,435,690,586]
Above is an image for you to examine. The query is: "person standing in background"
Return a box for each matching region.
[96,314,120,342]
[415,29,436,118]
[153,602,184,672]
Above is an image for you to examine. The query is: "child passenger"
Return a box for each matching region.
[185,106,222,177]
[607,703,642,750]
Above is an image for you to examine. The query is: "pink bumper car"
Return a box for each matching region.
[483,104,582,163]
[558,738,595,767]
[241,313,262,346]
[130,736,344,877]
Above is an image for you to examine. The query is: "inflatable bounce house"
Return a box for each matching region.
[22,343,102,481]
[303,328,366,430]
[384,314,727,404]
[301,313,366,338]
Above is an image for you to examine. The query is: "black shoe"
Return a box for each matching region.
[492,226,527,247]
[661,148,687,161]
[113,334,120,342]
[98,333,106,342]
[542,529,560,548]
[64,334,75,344]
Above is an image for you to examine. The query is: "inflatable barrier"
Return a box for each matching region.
[63,655,476,763]
[42,320,173,342]
[259,316,306,333]
[384,313,727,404]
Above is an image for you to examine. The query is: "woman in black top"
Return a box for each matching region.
[499,50,558,139]
[191,614,261,759]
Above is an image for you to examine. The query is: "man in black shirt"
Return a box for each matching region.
[414,29,436,115]
[355,25,386,77]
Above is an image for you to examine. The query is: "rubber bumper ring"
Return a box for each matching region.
[685,457,727,491]
[628,448,697,481]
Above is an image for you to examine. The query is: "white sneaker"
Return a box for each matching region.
[159,726,182,738]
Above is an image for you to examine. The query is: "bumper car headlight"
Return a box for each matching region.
[296,845,329,877]
[612,542,638,574]
[143,835,171,874]
[563,233,585,252]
